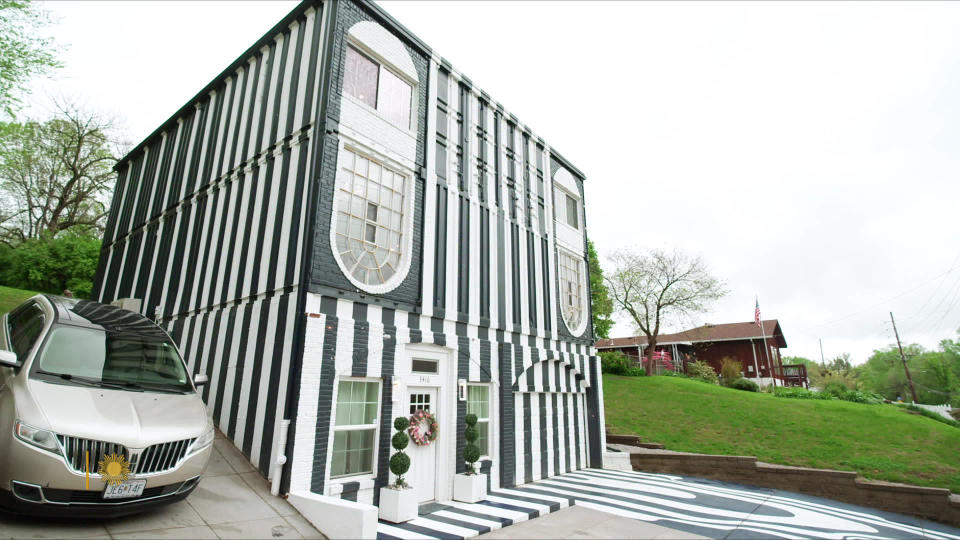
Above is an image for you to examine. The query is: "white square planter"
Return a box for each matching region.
[378,486,418,523]
[453,473,487,503]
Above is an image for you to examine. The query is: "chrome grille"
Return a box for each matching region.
[55,435,128,474]
[134,438,195,474]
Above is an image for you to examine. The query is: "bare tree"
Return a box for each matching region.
[0,102,118,245]
[605,248,727,373]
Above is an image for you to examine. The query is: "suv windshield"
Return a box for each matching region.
[32,325,193,393]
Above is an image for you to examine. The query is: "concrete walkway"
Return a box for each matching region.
[476,505,707,539]
[0,431,326,539]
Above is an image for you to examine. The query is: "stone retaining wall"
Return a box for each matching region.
[626,447,960,527]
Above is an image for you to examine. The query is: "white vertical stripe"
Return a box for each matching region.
[228,170,253,303]
[212,178,240,306]
[366,304,384,378]
[186,190,216,311]
[292,13,314,132]
[271,140,300,291]
[233,300,264,450]
[273,27,297,152]
[251,296,280,469]
[204,309,230,412]
[530,392,541,481]
[240,165,266,296]
[233,60,257,172]
[198,187,226,308]
[291,314,324,492]
[210,78,234,181]
[514,392,524,486]
[217,308,244,432]
[334,299,354,375]
[261,36,284,153]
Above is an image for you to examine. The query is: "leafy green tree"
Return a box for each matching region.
[605,247,727,374]
[0,230,100,297]
[587,240,613,339]
[0,0,61,116]
[0,104,118,245]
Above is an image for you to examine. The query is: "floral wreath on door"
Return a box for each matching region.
[408,409,439,446]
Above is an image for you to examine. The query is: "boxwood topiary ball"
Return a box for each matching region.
[465,413,478,427]
[463,444,481,464]
[391,430,409,451]
[394,416,410,431]
[390,452,410,476]
[464,425,478,443]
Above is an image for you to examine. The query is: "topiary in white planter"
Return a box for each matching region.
[453,413,487,503]
[379,416,418,523]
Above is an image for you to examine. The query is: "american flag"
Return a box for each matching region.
[754,298,762,327]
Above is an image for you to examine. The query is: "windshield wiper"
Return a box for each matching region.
[34,370,142,391]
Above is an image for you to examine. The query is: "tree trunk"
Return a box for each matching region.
[645,337,657,375]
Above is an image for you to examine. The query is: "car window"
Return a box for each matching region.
[8,304,45,359]
[34,325,193,393]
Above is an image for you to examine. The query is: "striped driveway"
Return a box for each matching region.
[377,469,960,540]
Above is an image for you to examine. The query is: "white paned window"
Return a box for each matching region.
[331,380,380,478]
[334,148,406,287]
[467,385,490,456]
[559,251,585,333]
[344,45,412,130]
[565,193,579,229]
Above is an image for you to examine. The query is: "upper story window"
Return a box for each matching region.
[333,147,407,288]
[565,193,579,229]
[559,250,585,334]
[344,45,412,130]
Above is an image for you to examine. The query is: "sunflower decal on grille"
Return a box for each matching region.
[98,452,131,486]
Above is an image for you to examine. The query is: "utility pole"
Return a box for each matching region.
[819,338,825,367]
[889,312,919,403]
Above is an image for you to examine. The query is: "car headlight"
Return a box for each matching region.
[190,426,214,454]
[14,420,61,454]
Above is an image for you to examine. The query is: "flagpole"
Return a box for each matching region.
[759,315,775,387]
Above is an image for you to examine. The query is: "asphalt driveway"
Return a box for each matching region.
[0,431,325,539]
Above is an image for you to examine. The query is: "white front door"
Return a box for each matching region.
[407,386,438,503]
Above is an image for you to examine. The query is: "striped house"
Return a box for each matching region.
[92,0,606,527]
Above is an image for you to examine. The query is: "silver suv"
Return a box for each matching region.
[0,295,212,517]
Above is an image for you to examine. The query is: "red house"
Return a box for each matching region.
[596,320,804,387]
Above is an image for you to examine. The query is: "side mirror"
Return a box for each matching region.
[0,350,19,368]
[194,374,209,387]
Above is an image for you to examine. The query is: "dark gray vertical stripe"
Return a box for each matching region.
[310,311,338,495]
[527,231,537,331]
[523,392,532,484]
[242,300,269,456]
[562,393,572,473]
[541,238,551,333]
[539,393,548,478]
[551,392,560,476]
[480,208,490,320]
[213,305,239,426]
[258,293,291,476]
[572,393,582,469]
[497,214,506,328]
[456,334,469,474]
[511,225,521,329]
[433,186,447,311]
[498,342,514,488]
[202,310,224,403]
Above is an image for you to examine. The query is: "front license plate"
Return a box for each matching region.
[103,479,147,499]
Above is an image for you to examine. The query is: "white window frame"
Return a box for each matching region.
[330,377,382,480]
[555,186,581,231]
[343,41,416,133]
[466,383,492,459]
[329,141,417,295]
[558,248,588,336]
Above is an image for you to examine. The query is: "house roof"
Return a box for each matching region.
[596,319,787,349]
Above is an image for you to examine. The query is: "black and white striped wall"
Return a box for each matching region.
[93,1,328,477]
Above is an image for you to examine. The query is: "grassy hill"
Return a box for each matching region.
[604,374,960,492]
[0,285,39,316]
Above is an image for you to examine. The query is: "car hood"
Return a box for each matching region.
[25,379,210,449]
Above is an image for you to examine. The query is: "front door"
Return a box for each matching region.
[407,386,438,503]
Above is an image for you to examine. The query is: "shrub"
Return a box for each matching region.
[464,413,481,474]
[389,416,411,487]
[719,357,742,386]
[730,378,759,392]
[0,231,100,298]
[838,390,882,404]
[600,351,630,375]
[687,361,718,384]
[625,366,646,377]
[662,370,687,378]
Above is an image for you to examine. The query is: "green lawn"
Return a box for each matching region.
[0,285,39,316]
[604,374,960,493]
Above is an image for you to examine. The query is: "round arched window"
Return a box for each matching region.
[332,147,410,289]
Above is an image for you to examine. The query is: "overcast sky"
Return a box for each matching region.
[22,1,960,364]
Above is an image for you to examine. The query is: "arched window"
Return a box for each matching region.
[559,250,586,334]
[333,147,408,288]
